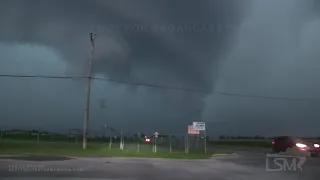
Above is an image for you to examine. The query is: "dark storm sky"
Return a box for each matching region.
[0,0,320,137]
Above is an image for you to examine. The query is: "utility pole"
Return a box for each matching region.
[83,32,96,149]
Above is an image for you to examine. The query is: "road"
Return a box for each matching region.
[212,146,320,179]
[0,148,319,180]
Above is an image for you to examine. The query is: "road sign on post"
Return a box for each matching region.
[192,122,206,154]
[192,122,205,131]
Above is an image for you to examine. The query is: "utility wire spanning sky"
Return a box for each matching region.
[0,0,320,137]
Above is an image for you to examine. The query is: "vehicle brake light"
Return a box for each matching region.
[314,144,319,148]
[272,141,275,144]
[296,143,307,148]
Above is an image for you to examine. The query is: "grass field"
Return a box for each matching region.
[210,138,320,148]
[209,139,273,148]
[0,140,230,159]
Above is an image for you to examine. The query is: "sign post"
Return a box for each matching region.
[137,133,140,152]
[169,134,172,153]
[192,122,206,154]
[120,127,124,150]
[196,134,199,150]
[153,132,158,153]
[36,129,40,145]
[109,131,112,150]
[186,133,189,154]
[104,124,112,150]
[204,129,207,155]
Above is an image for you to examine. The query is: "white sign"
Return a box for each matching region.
[154,132,159,137]
[192,122,205,131]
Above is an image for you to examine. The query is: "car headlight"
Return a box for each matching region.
[296,143,307,148]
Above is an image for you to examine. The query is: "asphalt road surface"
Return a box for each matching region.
[0,150,319,180]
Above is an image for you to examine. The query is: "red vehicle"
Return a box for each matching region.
[272,136,320,157]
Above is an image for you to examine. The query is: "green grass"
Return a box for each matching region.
[209,139,273,148]
[0,140,231,159]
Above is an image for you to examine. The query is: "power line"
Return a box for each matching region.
[0,73,320,102]
[214,92,320,102]
[0,74,85,80]
[0,74,211,93]
[92,77,209,93]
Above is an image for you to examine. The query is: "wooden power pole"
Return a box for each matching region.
[83,32,96,149]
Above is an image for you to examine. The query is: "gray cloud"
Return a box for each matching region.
[0,0,320,137]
